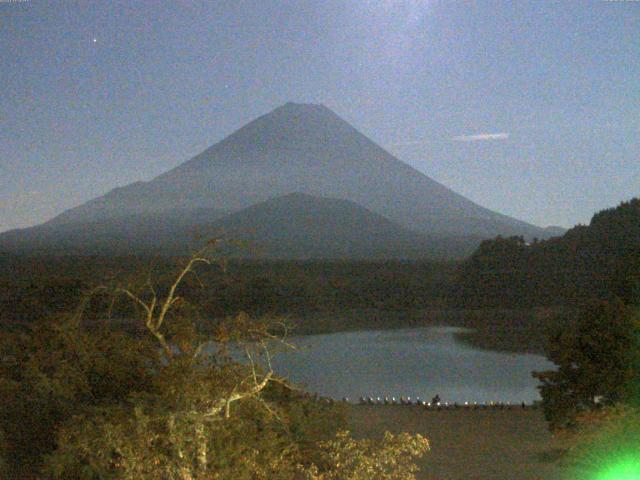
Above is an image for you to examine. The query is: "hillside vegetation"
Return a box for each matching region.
[454,198,640,308]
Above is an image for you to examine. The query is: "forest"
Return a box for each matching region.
[454,198,640,308]
[0,257,458,332]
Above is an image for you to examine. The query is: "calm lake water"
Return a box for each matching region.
[268,326,554,404]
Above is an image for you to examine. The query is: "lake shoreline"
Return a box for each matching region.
[269,325,551,404]
[278,306,560,356]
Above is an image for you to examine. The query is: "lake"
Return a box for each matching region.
[269,326,554,404]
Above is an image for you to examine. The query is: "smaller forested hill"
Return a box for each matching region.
[207,193,481,260]
[454,198,640,307]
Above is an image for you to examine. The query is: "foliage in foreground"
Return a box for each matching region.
[532,298,640,431]
[0,250,429,479]
[300,431,429,480]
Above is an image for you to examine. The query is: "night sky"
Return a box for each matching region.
[1,0,638,232]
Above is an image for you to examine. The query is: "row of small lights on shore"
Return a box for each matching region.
[299,393,539,408]
[350,396,537,408]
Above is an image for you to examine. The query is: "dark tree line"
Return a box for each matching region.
[0,259,459,334]
[454,198,640,308]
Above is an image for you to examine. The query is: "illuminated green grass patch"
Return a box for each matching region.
[594,456,640,480]
[562,406,640,480]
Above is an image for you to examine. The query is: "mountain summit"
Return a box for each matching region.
[44,102,545,240]
[185,102,365,158]
[1,103,550,257]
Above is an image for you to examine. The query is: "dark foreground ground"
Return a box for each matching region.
[349,405,565,480]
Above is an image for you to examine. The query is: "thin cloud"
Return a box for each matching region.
[452,133,510,142]
[388,140,430,147]
[390,132,511,147]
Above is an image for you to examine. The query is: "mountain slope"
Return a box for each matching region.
[45,102,546,239]
[0,208,226,255]
[0,194,480,259]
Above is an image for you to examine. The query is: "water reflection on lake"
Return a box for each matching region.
[269,327,554,404]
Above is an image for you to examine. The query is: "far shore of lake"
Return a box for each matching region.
[279,306,567,355]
